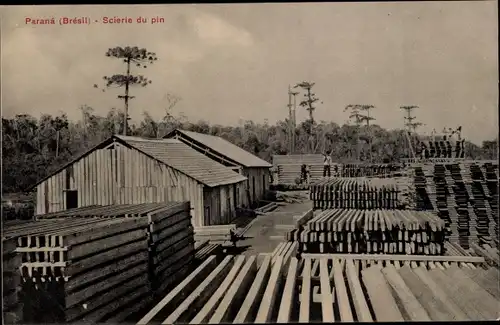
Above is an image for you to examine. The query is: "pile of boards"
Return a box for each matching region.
[193,224,237,246]
[3,235,22,324]
[2,202,194,324]
[286,209,446,255]
[410,161,498,249]
[340,163,400,178]
[273,162,401,185]
[310,177,401,210]
[276,164,341,185]
[417,139,465,159]
[137,252,496,324]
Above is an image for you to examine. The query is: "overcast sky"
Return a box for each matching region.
[1,2,498,144]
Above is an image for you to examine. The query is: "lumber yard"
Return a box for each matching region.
[2,147,499,324]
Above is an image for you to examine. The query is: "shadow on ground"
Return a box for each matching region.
[224,244,252,255]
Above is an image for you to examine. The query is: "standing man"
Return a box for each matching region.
[323,151,332,177]
[305,165,311,183]
[300,164,307,184]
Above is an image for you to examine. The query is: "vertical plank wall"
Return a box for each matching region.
[244,167,269,206]
[201,184,243,226]
[35,144,206,226]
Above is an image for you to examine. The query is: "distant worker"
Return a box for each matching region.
[305,165,311,183]
[323,151,332,177]
[300,164,308,184]
[300,164,312,184]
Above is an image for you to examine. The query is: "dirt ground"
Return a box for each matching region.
[238,200,313,256]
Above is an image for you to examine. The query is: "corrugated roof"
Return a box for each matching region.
[169,130,272,168]
[116,135,247,187]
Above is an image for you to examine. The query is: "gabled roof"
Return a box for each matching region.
[165,129,272,168]
[29,135,246,191]
[116,136,247,186]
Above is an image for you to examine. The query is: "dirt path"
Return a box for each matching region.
[239,201,312,256]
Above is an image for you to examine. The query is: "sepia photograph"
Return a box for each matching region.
[1,1,499,323]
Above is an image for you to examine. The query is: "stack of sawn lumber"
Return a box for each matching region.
[275,163,401,185]
[418,139,465,158]
[272,154,340,185]
[341,163,400,178]
[3,202,194,324]
[3,236,23,324]
[409,162,498,249]
[310,177,400,210]
[194,240,223,263]
[277,164,341,185]
[193,224,237,246]
[137,251,495,324]
[299,254,497,322]
[286,209,446,255]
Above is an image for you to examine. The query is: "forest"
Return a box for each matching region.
[2,107,498,194]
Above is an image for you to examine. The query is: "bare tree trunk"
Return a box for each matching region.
[123,58,131,136]
[56,130,60,157]
[288,86,293,154]
[357,127,360,162]
[292,95,297,154]
[367,111,372,163]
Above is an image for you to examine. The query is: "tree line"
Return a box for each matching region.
[3,46,497,194]
[2,109,497,194]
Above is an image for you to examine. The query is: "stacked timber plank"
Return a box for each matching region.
[272,154,324,166]
[450,163,474,248]
[310,177,400,210]
[340,163,400,178]
[194,240,223,263]
[482,163,499,243]
[276,164,341,185]
[146,202,195,299]
[273,154,326,185]
[138,253,495,324]
[2,237,23,324]
[3,202,195,324]
[193,225,237,246]
[469,242,500,267]
[4,217,150,323]
[418,139,465,158]
[408,161,499,249]
[286,209,445,255]
[272,153,401,184]
[34,202,172,220]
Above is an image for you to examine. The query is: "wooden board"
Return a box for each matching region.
[412,266,467,320]
[381,265,430,321]
[333,259,354,322]
[397,265,456,321]
[137,256,218,324]
[361,266,403,322]
[190,256,246,324]
[255,256,284,323]
[208,256,257,324]
[276,258,298,323]
[299,258,311,323]
[319,259,335,322]
[233,255,272,324]
[302,253,485,263]
[162,256,234,324]
[345,260,372,322]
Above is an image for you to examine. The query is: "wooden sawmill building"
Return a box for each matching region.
[165,129,273,208]
[29,135,247,227]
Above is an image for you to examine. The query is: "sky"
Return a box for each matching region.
[1,2,498,145]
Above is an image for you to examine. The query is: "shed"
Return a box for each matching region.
[29,135,247,227]
[164,129,272,208]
